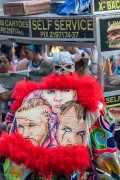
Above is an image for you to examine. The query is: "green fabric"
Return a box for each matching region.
[105,108,115,123]
[90,128,107,149]
[3,159,17,180]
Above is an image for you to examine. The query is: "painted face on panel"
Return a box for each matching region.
[57,103,86,146]
[16,98,51,146]
[41,89,76,113]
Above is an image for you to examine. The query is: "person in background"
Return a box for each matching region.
[1,44,16,72]
[75,57,92,76]
[103,57,113,76]
[63,46,90,58]
[63,46,79,55]
[17,44,50,71]
[0,53,13,112]
[15,44,28,71]
[0,53,12,74]
[15,44,27,62]
[26,44,48,70]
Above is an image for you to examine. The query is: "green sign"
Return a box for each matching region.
[100,17,120,52]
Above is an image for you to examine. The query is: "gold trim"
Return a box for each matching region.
[106,104,120,108]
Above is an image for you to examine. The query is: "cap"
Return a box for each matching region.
[27,44,36,52]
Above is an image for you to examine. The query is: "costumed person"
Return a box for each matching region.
[0,51,120,180]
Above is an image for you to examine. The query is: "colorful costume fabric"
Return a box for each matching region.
[0,73,120,180]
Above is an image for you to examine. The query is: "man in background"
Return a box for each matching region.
[75,57,92,76]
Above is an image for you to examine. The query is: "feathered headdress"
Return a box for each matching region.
[11,73,104,113]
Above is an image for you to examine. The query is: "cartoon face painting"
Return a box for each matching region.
[15,98,51,146]
[12,89,86,148]
[41,89,76,113]
[57,102,86,146]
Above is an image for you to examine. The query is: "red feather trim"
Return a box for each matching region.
[39,73,105,112]
[11,73,105,112]
[11,80,39,112]
[0,133,90,176]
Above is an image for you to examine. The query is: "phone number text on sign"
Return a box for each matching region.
[40,31,79,38]
[31,19,94,39]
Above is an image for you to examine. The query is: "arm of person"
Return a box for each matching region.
[17,58,29,71]
[0,89,14,101]
[73,47,91,62]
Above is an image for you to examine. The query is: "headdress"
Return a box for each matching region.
[10,73,104,113]
[44,50,82,74]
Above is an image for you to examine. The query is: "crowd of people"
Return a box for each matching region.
[0,43,47,73]
[0,44,92,74]
[0,44,92,101]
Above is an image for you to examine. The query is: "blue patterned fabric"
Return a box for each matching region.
[56,0,90,15]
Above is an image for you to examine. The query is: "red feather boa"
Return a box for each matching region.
[0,133,90,176]
[11,80,39,112]
[11,73,105,113]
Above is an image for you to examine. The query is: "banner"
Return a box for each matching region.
[100,17,120,52]
[105,95,120,126]
[0,18,29,37]
[94,0,120,13]
[31,18,94,40]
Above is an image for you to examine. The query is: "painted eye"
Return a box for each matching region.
[28,123,37,127]
[47,90,55,94]
[77,131,85,136]
[65,128,71,132]
[29,123,37,127]
[62,127,71,132]
[18,125,24,128]
[62,90,70,92]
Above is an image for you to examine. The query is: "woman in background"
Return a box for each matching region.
[0,53,12,74]
[1,44,16,72]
